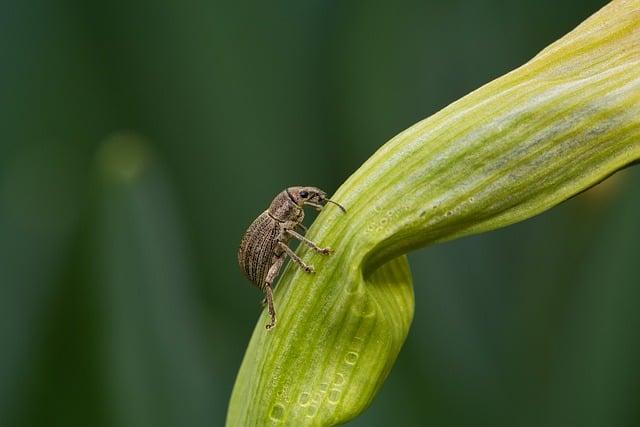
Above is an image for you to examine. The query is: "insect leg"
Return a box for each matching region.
[265,255,286,287]
[262,256,285,329]
[278,242,315,273]
[295,223,308,233]
[286,228,332,254]
[304,201,324,211]
[263,286,276,330]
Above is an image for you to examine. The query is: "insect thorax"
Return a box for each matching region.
[268,191,304,223]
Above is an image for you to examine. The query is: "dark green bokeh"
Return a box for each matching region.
[3,0,638,426]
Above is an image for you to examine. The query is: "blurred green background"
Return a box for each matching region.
[3,0,639,426]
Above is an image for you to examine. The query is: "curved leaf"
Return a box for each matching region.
[228,1,640,425]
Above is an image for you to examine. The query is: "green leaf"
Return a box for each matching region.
[228,1,640,425]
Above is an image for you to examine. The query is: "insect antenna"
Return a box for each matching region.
[326,199,346,213]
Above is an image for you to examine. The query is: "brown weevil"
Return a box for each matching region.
[237,186,346,330]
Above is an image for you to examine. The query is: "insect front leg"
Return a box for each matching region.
[286,228,332,254]
[304,201,324,211]
[278,242,315,273]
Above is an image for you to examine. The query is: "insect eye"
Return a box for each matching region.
[299,191,309,198]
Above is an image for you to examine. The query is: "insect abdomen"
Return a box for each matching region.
[238,212,279,288]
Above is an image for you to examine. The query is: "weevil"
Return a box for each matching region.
[237,186,346,330]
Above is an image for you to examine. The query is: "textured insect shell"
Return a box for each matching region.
[269,190,305,222]
[238,211,282,290]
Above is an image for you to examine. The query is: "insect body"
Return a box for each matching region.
[238,186,346,330]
